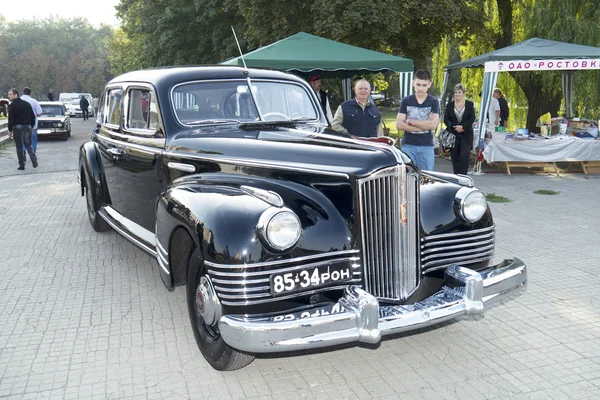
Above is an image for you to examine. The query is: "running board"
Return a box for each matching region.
[98,206,157,257]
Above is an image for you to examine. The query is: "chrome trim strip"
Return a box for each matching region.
[204,250,359,269]
[97,131,165,153]
[98,207,157,257]
[219,284,363,306]
[214,285,270,293]
[164,150,350,179]
[157,248,169,267]
[421,244,496,263]
[218,280,363,300]
[207,257,360,277]
[421,250,495,268]
[422,255,495,274]
[212,277,269,285]
[156,239,168,256]
[219,259,527,352]
[421,238,496,256]
[157,253,170,275]
[167,162,196,173]
[423,225,495,241]
[421,232,496,249]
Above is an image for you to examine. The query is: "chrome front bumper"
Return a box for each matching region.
[219,258,527,353]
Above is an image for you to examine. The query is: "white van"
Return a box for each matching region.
[59,93,94,117]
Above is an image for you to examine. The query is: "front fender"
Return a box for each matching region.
[419,177,493,235]
[79,141,110,206]
[155,174,354,286]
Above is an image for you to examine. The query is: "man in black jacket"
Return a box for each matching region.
[494,88,509,128]
[79,95,90,120]
[7,88,38,170]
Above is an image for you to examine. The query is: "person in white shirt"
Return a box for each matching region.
[488,96,500,127]
[21,87,42,157]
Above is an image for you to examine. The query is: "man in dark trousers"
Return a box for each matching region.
[494,88,509,128]
[7,88,38,170]
[79,95,90,120]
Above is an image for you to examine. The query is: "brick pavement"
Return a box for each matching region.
[1,121,599,399]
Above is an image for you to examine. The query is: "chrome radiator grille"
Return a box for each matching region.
[421,225,496,273]
[205,251,362,306]
[358,166,419,302]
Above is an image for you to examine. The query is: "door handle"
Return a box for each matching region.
[107,148,126,160]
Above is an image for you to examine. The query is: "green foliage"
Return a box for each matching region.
[486,193,511,203]
[114,0,484,73]
[0,16,112,98]
[436,0,600,132]
[533,189,559,195]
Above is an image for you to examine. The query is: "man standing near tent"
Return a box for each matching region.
[307,72,333,124]
[332,79,383,138]
[396,69,439,171]
[494,88,509,127]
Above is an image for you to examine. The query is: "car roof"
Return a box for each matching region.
[108,65,307,89]
[39,101,65,105]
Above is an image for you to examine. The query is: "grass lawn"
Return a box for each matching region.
[380,107,403,140]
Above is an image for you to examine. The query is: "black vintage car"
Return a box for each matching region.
[79,66,527,371]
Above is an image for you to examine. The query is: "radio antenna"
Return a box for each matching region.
[231,26,248,72]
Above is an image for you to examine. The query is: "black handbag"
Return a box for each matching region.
[439,128,456,149]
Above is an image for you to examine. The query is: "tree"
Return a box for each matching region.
[450,0,600,132]
[0,15,113,98]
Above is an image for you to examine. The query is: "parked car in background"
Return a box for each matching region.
[60,92,94,117]
[0,98,9,117]
[38,101,71,140]
[65,99,83,118]
[79,66,527,371]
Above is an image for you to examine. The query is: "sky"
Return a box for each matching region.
[1,0,121,27]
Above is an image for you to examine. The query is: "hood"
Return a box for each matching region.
[39,116,67,122]
[168,124,405,178]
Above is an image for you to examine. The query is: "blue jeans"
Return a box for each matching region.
[23,128,38,153]
[401,144,434,171]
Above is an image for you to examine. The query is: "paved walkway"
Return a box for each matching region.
[0,121,599,399]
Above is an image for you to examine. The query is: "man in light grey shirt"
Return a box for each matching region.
[21,87,42,157]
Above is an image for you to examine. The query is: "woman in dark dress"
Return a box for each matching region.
[444,83,476,175]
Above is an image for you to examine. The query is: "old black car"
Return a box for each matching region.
[79,66,527,371]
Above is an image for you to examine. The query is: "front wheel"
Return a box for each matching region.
[186,245,254,371]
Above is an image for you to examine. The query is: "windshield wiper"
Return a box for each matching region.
[185,119,239,125]
[289,116,316,122]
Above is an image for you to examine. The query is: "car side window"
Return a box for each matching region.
[106,89,123,126]
[127,89,159,130]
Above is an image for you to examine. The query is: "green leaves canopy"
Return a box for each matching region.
[0,17,112,98]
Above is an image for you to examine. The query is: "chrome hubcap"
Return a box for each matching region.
[195,276,222,326]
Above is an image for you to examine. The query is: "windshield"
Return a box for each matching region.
[171,79,318,125]
[41,105,64,115]
[71,100,80,105]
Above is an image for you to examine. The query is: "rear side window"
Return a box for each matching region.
[106,89,123,126]
[127,89,159,130]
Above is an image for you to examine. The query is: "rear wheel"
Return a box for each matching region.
[84,169,111,232]
[186,245,254,371]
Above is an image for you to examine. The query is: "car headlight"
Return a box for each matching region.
[455,187,487,223]
[257,207,301,251]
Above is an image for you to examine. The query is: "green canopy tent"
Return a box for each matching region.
[220,32,414,99]
[441,38,600,169]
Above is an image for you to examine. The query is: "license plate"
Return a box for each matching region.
[270,264,353,295]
